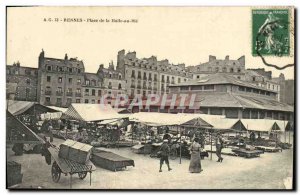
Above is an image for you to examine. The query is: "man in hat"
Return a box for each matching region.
[159,139,172,172]
[215,132,224,162]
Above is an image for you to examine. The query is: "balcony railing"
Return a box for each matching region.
[143,85,147,89]
[137,85,141,89]
[75,93,82,97]
[108,85,112,89]
[171,81,175,84]
[66,92,73,96]
[56,91,63,96]
[148,86,152,90]
[148,77,152,81]
[45,91,52,95]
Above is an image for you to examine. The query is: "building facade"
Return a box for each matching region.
[6,62,38,101]
[116,50,193,97]
[187,55,246,80]
[37,50,125,107]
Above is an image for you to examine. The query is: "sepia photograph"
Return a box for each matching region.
[5,6,295,190]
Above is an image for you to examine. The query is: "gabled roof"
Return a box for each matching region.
[63,103,122,122]
[192,92,293,112]
[241,119,278,132]
[129,112,212,127]
[7,100,57,116]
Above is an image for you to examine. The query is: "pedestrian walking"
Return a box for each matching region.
[189,137,203,173]
[158,139,172,172]
[215,133,224,162]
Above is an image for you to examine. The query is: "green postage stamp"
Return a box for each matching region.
[252,9,290,57]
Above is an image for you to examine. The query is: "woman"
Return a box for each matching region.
[189,137,203,173]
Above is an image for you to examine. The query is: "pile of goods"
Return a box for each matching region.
[7,161,23,187]
[58,139,93,164]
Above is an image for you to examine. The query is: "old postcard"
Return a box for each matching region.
[6,6,295,190]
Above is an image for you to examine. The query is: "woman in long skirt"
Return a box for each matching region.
[189,137,203,173]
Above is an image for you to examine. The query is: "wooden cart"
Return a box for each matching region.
[48,147,96,188]
[231,148,264,158]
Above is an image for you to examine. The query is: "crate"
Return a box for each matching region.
[59,140,93,164]
[7,161,21,174]
[58,139,77,159]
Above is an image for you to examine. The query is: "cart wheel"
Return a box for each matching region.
[78,172,87,180]
[170,148,177,160]
[51,161,61,183]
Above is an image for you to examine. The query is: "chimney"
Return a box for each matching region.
[209,55,216,62]
[225,55,229,60]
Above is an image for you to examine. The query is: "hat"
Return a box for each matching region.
[163,139,168,143]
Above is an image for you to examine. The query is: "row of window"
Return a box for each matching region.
[7,68,38,76]
[45,97,100,105]
[45,87,102,96]
[206,67,241,73]
[46,65,83,74]
[46,76,100,86]
[131,70,158,81]
[179,85,215,91]
[238,86,272,96]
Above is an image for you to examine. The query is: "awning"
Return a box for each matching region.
[199,114,247,131]
[129,112,212,127]
[241,119,278,132]
[47,106,68,113]
[6,110,44,144]
[62,103,123,122]
[7,100,35,115]
[7,100,57,116]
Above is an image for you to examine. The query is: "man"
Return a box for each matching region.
[159,139,172,172]
[215,133,224,162]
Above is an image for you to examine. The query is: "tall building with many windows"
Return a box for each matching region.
[116,50,193,97]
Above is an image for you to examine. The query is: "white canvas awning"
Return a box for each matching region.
[129,112,212,127]
[241,119,278,132]
[62,103,122,122]
[47,106,67,113]
[7,100,36,115]
[198,114,246,131]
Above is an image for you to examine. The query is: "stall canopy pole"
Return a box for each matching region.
[284,120,286,143]
[131,123,134,146]
[179,125,182,164]
[210,130,212,161]
[144,125,147,156]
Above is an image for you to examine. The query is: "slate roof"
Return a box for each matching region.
[170,73,277,93]
[193,92,293,112]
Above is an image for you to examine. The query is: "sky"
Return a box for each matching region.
[6,6,294,79]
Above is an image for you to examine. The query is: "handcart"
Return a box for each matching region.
[47,146,96,189]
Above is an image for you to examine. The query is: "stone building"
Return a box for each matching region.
[36,50,125,107]
[96,62,126,102]
[116,50,193,97]
[6,62,38,101]
[187,55,245,80]
[167,73,293,121]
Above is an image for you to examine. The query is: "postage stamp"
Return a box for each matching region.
[252,9,290,57]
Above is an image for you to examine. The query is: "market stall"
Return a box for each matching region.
[129,112,213,163]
